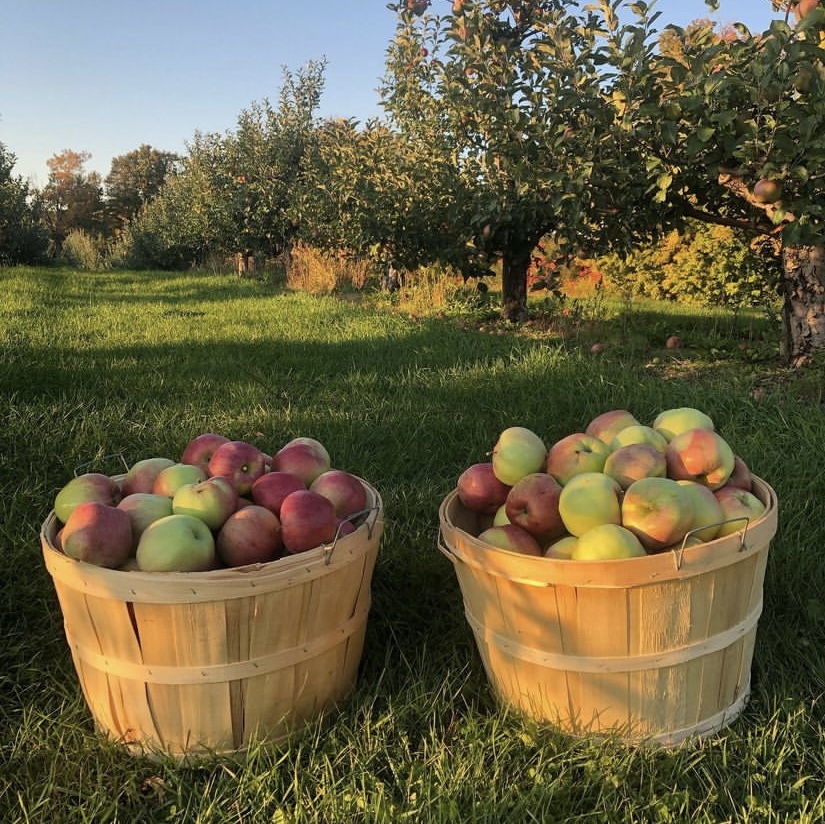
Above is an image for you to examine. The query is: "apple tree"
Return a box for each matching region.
[0,142,48,265]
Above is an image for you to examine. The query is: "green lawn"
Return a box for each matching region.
[2,266,824,822]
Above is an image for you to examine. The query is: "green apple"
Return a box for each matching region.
[117,492,174,549]
[676,480,725,543]
[603,443,666,490]
[121,457,176,496]
[54,472,121,524]
[558,471,622,536]
[152,462,208,498]
[570,523,646,560]
[477,524,543,556]
[652,407,715,442]
[665,428,735,490]
[545,432,612,485]
[545,534,578,559]
[493,503,510,526]
[584,409,640,446]
[610,424,668,453]
[621,476,694,552]
[713,486,767,538]
[491,426,547,486]
[172,476,238,531]
[136,513,216,572]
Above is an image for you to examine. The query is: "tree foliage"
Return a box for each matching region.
[0,142,48,265]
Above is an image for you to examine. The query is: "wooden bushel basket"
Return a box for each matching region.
[41,478,383,760]
[438,477,778,745]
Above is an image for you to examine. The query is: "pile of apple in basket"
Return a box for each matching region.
[457,407,767,559]
[50,434,370,571]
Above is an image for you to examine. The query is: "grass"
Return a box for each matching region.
[2,265,825,822]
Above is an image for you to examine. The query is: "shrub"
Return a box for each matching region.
[61,229,106,270]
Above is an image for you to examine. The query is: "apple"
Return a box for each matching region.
[172,476,238,531]
[136,513,217,572]
[666,335,683,349]
[208,440,269,495]
[621,477,695,552]
[493,504,510,525]
[797,0,821,19]
[279,489,339,554]
[603,443,667,490]
[216,505,283,566]
[713,486,767,538]
[491,426,547,486]
[180,433,231,474]
[545,534,578,559]
[61,501,133,568]
[309,470,368,519]
[121,457,176,496]
[271,437,331,486]
[652,407,715,442]
[726,456,753,491]
[590,342,606,354]
[610,424,668,454]
[753,178,783,204]
[477,524,543,556]
[336,518,357,538]
[675,480,725,543]
[152,462,208,498]
[571,523,647,561]
[54,473,121,524]
[117,493,174,549]
[251,470,306,516]
[665,428,735,490]
[504,472,566,544]
[456,462,511,515]
[545,432,612,485]
[585,409,640,446]
[558,471,623,537]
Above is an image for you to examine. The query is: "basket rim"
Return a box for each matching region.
[42,476,384,603]
[439,475,778,588]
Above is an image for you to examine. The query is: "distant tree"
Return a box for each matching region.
[104,144,178,235]
[0,142,48,264]
[41,150,104,251]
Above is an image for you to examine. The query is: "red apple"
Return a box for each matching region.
[665,428,735,490]
[180,433,230,474]
[585,409,640,446]
[477,524,543,556]
[54,472,122,524]
[251,470,306,516]
[121,457,176,496]
[713,486,767,538]
[545,432,612,485]
[216,505,283,566]
[504,472,565,544]
[172,476,238,531]
[726,456,753,491]
[271,437,332,486]
[61,501,133,568]
[208,440,269,496]
[621,477,694,552]
[456,462,511,515]
[279,489,339,554]
[603,443,667,490]
[665,335,683,349]
[309,470,368,520]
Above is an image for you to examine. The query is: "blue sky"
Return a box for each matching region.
[1,1,779,186]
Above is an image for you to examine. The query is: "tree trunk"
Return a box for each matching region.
[780,244,825,365]
[500,245,532,322]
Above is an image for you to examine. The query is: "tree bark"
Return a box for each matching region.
[780,244,825,366]
[500,245,532,322]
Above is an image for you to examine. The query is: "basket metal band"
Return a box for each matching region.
[462,599,763,674]
[64,606,370,685]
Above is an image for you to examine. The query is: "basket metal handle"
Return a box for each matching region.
[671,515,751,570]
[322,504,381,565]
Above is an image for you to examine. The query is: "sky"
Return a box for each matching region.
[1,1,781,187]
